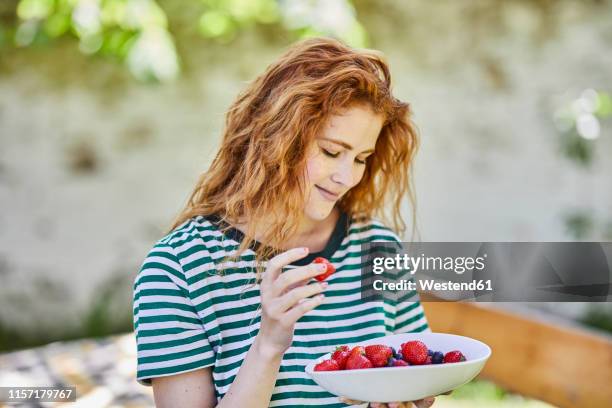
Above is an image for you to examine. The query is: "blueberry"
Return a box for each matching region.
[394,350,403,360]
[387,357,397,367]
[431,351,444,364]
[427,349,434,356]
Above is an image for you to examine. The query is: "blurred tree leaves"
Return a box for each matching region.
[1,0,368,82]
[554,89,612,241]
[555,89,612,167]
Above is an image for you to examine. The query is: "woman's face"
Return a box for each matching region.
[303,104,384,222]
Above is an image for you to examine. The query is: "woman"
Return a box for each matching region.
[132,37,435,408]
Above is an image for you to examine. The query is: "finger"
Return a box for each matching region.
[283,279,310,296]
[369,403,388,408]
[283,274,313,295]
[388,403,411,408]
[412,397,435,408]
[283,293,325,324]
[338,396,366,405]
[274,262,328,296]
[263,247,309,285]
[278,281,327,312]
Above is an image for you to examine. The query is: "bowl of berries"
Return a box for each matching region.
[304,332,491,403]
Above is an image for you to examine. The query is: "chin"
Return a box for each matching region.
[304,203,335,221]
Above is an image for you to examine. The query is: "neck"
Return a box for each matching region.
[296,206,340,239]
[231,206,340,250]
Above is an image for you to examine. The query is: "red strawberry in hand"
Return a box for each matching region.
[443,350,466,363]
[313,257,335,281]
[401,341,429,365]
[314,359,340,371]
[345,346,373,370]
[331,345,350,369]
[365,344,393,367]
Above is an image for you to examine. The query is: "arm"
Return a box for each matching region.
[152,367,216,408]
[151,336,284,408]
[151,247,327,408]
[217,337,284,407]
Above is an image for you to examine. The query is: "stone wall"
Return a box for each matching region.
[1,0,610,337]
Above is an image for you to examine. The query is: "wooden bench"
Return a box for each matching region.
[421,298,612,407]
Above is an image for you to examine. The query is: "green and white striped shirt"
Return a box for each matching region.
[132,211,429,407]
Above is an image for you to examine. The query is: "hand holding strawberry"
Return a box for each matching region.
[255,247,328,358]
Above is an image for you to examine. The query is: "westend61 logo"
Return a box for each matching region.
[359,242,612,302]
[372,253,487,275]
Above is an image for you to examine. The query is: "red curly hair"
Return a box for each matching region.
[169,37,419,276]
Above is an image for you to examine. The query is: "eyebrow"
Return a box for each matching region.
[321,138,375,154]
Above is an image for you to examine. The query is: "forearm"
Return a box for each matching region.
[216,336,283,408]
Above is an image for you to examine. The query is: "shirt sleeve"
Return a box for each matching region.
[132,242,215,386]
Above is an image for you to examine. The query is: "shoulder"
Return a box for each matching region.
[138,215,227,281]
[157,215,220,248]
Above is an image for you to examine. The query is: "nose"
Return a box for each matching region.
[331,158,354,188]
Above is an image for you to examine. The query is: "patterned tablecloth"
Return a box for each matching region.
[0,334,557,408]
[0,333,153,407]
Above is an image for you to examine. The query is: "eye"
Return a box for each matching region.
[321,147,369,165]
[321,148,340,158]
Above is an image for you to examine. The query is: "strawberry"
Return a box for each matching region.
[313,257,335,281]
[443,350,466,363]
[401,340,429,365]
[314,359,340,371]
[365,344,393,367]
[392,359,409,367]
[349,346,366,358]
[345,346,373,370]
[331,345,350,369]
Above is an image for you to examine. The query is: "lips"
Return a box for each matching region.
[316,185,340,200]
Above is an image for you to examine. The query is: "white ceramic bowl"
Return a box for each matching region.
[305,332,491,403]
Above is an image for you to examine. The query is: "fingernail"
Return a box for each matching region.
[321,282,329,288]
[319,264,327,271]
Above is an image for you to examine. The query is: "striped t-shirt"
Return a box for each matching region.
[132,211,430,407]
